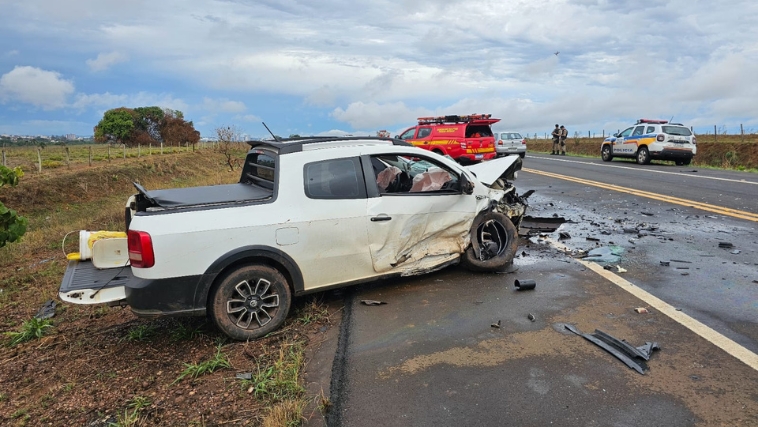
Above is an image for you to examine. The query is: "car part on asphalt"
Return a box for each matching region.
[586,236,600,242]
[616,266,627,273]
[558,232,571,240]
[514,279,536,290]
[491,320,501,328]
[564,324,660,374]
[527,313,536,322]
[519,216,565,234]
[635,307,649,314]
[360,300,387,306]
[235,373,253,380]
[660,261,670,266]
[35,300,56,319]
[460,211,519,273]
[718,242,734,248]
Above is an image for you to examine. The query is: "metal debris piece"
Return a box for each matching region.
[676,267,689,270]
[491,320,501,328]
[360,300,387,306]
[660,261,670,266]
[603,265,613,270]
[752,280,758,284]
[236,373,253,380]
[616,266,627,273]
[641,212,654,216]
[527,313,536,322]
[558,232,571,240]
[718,242,734,248]
[634,307,649,314]
[520,216,566,234]
[586,237,600,242]
[563,325,660,374]
[623,228,637,234]
[681,272,690,276]
[514,279,536,290]
[670,259,692,263]
[731,250,741,254]
[35,300,56,320]
[474,301,484,305]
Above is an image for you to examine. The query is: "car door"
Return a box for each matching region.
[362,153,477,275]
[613,127,635,156]
[623,125,646,153]
[295,156,375,289]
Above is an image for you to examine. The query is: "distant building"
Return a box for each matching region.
[65,134,77,140]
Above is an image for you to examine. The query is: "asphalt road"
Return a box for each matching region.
[308,154,758,427]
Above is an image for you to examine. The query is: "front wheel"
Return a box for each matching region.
[460,211,519,273]
[636,146,650,165]
[210,265,292,340]
[601,145,613,162]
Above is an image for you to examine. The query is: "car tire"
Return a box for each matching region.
[460,211,518,273]
[519,153,526,159]
[636,146,650,165]
[210,265,292,341]
[601,145,613,162]
[675,159,691,166]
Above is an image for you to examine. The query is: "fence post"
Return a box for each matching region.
[37,148,42,173]
[138,144,141,158]
[714,125,717,143]
[149,144,152,155]
[588,131,590,138]
[122,144,126,160]
[741,124,744,143]
[160,142,164,155]
[1,149,5,167]
[89,146,92,166]
[107,145,111,162]
[602,130,605,138]
[65,146,70,167]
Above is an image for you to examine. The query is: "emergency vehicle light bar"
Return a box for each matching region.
[636,119,668,124]
[417,114,492,124]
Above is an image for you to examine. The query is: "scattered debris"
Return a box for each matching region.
[491,320,501,328]
[514,279,536,291]
[635,307,649,314]
[670,259,692,263]
[752,280,758,284]
[558,232,571,240]
[360,300,387,306]
[520,216,566,235]
[681,272,690,276]
[718,242,734,248]
[623,228,637,234]
[35,300,56,320]
[731,250,741,255]
[675,308,683,311]
[616,266,627,273]
[660,261,670,266]
[527,313,536,322]
[603,265,613,270]
[563,324,660,374]
[676,267,690,270]
[586,236,600,242]
[585,246,623,264]
[474,301,484,305]
[235,373,253,380]
[641,212,654,216]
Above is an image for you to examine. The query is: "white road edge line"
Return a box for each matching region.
[534,156,758,186]
[546,238,758,372]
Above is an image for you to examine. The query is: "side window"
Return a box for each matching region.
[304,158,366,200]
[632,126,645,137]
[399,128,416,140]
[646,126,655,134]
[416,127,432,139]
[618,127,634,137]
[371,154,459,195]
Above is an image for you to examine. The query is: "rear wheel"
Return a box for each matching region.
[519,152,526,159]
[601,145,613,162]
[460,211,519,273]
[636,147,650,165]
[210,265,292,340]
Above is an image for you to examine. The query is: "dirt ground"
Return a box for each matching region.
[0,152,336,426]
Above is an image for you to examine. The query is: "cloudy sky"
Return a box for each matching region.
[1,0,757,139]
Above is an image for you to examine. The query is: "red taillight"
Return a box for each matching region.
[521,139,526,145]
[128,230,155,268]
[498,141,503,145]
[656,134,665,142]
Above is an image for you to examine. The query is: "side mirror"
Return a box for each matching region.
[612,133,619,137]
[394,135,400,139]
[460,173,475,195]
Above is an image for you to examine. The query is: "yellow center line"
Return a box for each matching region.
[523,168,758,222]
[547,238,758,372]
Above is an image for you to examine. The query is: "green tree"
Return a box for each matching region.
[0,166,28,248]
[94,108,136,144]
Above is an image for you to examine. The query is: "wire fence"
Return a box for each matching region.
[530,124,757,142]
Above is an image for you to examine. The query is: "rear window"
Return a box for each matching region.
[241,151,276,190]
[662,126,692,136]
[304,158,366,200]
[465,125,493,138]
[505,133,522,139]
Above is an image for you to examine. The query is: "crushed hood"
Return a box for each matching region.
[465,156,522,186]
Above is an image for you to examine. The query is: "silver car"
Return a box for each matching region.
[494,132,526,158]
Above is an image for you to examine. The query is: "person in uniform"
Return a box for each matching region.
[559,125,568,155]
[551,124,561,155]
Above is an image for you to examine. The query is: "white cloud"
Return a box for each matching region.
[86,51,129,72]
[202,97,246,113]
[331,101,433,130]
[236,114,262,122]
[72,91,189,114]
[0,66,74,109]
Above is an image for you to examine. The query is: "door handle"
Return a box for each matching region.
[371,216,392,222]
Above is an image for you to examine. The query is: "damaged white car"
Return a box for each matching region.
[59,137,531,340]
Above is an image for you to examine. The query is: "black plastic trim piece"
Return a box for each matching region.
[125,275,203,313]
[246,136,412,155]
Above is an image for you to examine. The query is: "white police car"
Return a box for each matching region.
[601,119,697,165]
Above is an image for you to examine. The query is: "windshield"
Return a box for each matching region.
[662,126,692,136]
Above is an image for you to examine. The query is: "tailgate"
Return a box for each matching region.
[59,260,132,305]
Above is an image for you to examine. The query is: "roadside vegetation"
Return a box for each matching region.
[0,150,334,426]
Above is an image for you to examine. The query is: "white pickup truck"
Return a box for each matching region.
[60,137,531,340]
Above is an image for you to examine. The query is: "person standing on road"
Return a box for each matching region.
[551,124,560,155]
[559,125,568,155]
